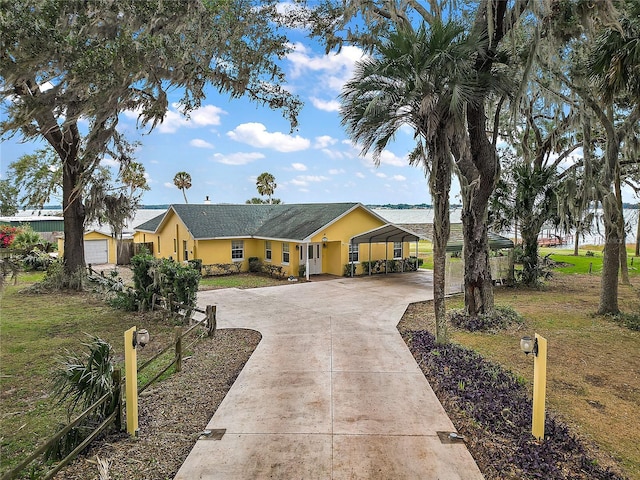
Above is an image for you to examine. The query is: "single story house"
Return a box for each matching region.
[57,209,167,265]
[133,203,420,279]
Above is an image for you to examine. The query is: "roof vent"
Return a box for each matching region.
[204,196,211,204]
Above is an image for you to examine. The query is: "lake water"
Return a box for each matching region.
[373,208,639,246]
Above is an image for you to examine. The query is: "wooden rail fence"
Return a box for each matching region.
[2,285,217,480]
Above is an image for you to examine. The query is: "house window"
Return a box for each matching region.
[173,238,177,253]
[393,241,402,259]
[183,240,189,261]
[282,243,290,264]
[349,243,359,262]
[265,241,272,261]
[231,240,244,260]
[157,236,161,253]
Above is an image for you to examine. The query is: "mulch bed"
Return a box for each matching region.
[55,329,261,480]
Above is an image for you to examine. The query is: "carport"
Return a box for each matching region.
[349,223,422,276]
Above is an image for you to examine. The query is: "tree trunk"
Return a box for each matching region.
[461,101,497,316]
[62,153,86,285]
[573,228,580,256]
[599,193,621,314]
[521,226,540,286]
[615,170,630,284]
[636,204,640,257]
[431,136,452,345]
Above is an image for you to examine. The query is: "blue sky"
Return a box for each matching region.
[1,23,636,206]
[0,26,441,207]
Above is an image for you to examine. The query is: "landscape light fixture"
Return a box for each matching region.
[520,336,538,356]
[133,329,150,349]
[322,235,328,247]
[519,333,548,441]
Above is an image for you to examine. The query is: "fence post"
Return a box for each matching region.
[168,293,174,319]
[206,305,217,337]
[174,326,182,373]
[112,369,122,431]
[124,327,139,437]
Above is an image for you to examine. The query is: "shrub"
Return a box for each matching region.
[0,225,19,248]
[344,263,356,276]
[188,258,203,273]
[605,312,640,332]
[298,264,306,277]
[130,252,156,308]
[39,259,85,290]
[47,336,118,461]
[449,305,524,332]
[11,228,44,251]
[128,253,201,312]
[107,289,139,311]
[22,247,53,271]
[248,257,261,273]
[408,330,624,479]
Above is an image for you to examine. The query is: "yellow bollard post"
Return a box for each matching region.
[124,326,139,437]
[532,333,548,441]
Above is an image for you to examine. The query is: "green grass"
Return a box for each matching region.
[441,274,640,478]
[199,273,288,289]
[541,247,640,276]
[0,276,178,475]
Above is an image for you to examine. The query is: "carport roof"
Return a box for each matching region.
[350,224,421,244]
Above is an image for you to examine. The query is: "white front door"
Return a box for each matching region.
[307,243,322,275]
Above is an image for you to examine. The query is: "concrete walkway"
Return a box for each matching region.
[175,271,483,479]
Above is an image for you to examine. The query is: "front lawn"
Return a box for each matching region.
[400,272,640,478]
[0,276,179,475]
[199,273,291,289]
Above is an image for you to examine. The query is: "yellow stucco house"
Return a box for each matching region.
[57,209,167,265]
[133,203,421,278]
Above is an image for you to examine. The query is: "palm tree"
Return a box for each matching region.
[340,21,478,344]
[256,172,277,204]
[173,172,192,204]
[583,0,640,312]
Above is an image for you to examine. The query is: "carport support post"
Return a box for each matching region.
[306,242,310,281]
[368,242,372,276]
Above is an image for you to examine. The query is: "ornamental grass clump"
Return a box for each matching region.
[409,330,623,480]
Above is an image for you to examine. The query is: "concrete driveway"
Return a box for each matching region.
[175,271,483,479]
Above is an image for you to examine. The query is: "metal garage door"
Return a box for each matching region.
[85,240,108,264]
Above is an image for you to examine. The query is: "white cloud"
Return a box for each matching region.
[328,169,345,175]
[290,174,329,187]
[314,135,338,149]
[213,152,265,166]
[124,103,226,134]
[291,162,307,171]
[100,156,119,168]
[287,43,365,92]
[356,172,365,179]
[299,175,328,182]
[392,175,407,181]
[227,123,310,152]
[310,97,341,112]
[190,138,215,149]
[164,182,176,189]
[321,149,346,159]
[377,150,407,167]
[376,172,387,178]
